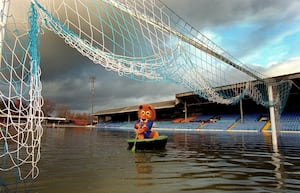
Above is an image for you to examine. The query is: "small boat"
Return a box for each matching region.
[127,135,168,151]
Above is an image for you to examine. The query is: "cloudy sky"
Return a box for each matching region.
[10,0,300,114]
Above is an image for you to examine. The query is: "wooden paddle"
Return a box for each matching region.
[131,134,138,152]
[132,120,144,152]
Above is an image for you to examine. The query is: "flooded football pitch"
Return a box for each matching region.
[1,127,300,193]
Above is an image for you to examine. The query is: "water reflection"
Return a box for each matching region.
[135,153,153,174]
[0,174,33,193]
[272,151,284,191]
[1,128,300,192]
[166,131,299,192]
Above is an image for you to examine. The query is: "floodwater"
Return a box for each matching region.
[1,127,300,193]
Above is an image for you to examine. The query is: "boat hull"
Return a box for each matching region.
[127,135,168,150]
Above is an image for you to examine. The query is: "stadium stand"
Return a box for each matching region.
[201,114,240,131]
[230,113,267,131]
[94,73,300,132]
[280,112,300,131]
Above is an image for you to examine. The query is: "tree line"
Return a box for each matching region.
[0,98,91,121]
[43,99,91,120]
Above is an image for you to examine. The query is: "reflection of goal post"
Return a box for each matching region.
[0,0,292,179]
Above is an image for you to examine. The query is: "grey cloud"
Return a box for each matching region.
[162,0,299,28]
[162,0,300,58]
[33,0,300,112]
[40,31,186,112]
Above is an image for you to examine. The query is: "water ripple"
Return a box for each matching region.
[1,129,300,192]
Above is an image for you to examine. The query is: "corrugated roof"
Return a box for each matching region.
[93,72,300,117]
[92,100,176,116]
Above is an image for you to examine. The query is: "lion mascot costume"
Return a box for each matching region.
[134,104,159,139]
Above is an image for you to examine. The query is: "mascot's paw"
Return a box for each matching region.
[134,123,141,130]
[142,126,148,132]
[136,128,144,135]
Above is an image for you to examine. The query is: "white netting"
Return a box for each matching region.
[33,0,292,106]
[0,0,293,179]
[0,1,43,179]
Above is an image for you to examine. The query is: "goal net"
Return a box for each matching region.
[0,1,43,179]
[33,0,291,106]
[0,0,292,179]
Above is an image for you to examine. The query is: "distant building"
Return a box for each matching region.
[92,73,300,123]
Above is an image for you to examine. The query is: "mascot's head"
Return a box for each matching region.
[138,104,156,121]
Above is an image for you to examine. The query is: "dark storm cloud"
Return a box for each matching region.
[35,0,300,113]
[39,31,186,112]
[162,0,300,58]
[162,0,299,28]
